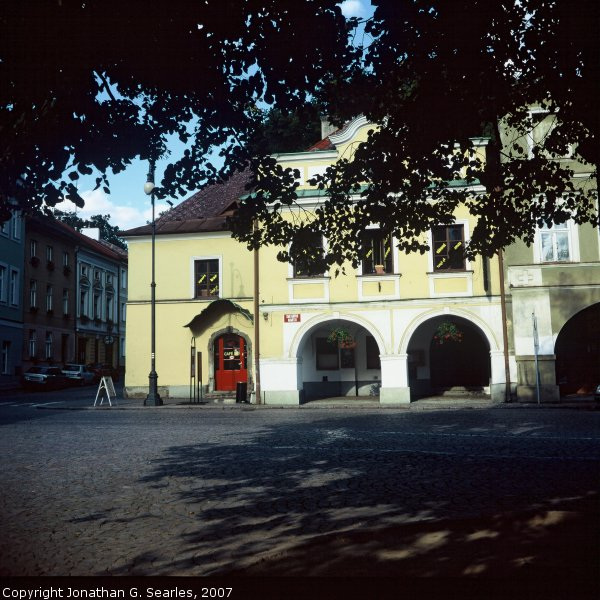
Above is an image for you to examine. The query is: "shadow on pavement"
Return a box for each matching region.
[224,496,599,578]
[103,412,600,581]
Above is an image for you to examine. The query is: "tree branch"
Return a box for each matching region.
[95,71,117,102]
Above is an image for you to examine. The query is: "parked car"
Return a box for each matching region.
[21,366,68,390]
[87,363,119,381]
[62,364,97,386]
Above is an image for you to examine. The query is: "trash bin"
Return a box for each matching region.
[236,381,248,403]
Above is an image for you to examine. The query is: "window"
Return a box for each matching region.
[432,225,465,271]
[60,334,69,363]
[94,270,100,282]
[62,289,69,315]
[81,265,89,279]
[0,265,5,303]
[316,337,339,370]
[80,285,89,317]
[45,332,53,360]
[30,280,37,308]
[194,259,219,297]
[62,251,69,267]
[121,302,126,322]
[9,270,18,306]
[539,221,572,262]
[528,111,572,159]
[292,233,325,277]
[121,270,127,289]
[366,336,381,369]
[28,330,37,358]
[46,246,53,263]
[12,214,20,240]
[361,230,393,274]
[30,239,37,258]
[93,293,101,319]
[46,285,53,311]
[0,220,8,236]
[1,341,10,374]
[106,295,113,321]
[106,273,113,287]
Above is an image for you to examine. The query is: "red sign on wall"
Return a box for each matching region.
[284,314,301,323]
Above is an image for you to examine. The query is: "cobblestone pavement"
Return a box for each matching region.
[0,404,598,578]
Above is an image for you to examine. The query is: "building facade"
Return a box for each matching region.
[124,117,523,404]
[23,217,78,372]
[501,108,599,401]
[75,229,128,375]
[0,210,25,389]
[21,218,127,377]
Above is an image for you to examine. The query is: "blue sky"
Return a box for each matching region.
[54,1,372,231]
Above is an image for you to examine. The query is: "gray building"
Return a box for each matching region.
[0,211,25,389]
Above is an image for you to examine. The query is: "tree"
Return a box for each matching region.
[0,1,353,222]
[246,105,322,156]
[53,210,127,250]
[3,1,597,271]
[233,0,598,271]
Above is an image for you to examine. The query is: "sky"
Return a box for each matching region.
[53,0,372,232]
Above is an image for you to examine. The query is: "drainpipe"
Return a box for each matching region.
[487,116,512,403]
[74,245,79,364]
[253,220,261,404]
[498,249,512,402]
[116,261,121,374]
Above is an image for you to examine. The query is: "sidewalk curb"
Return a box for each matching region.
[34,400,600,411]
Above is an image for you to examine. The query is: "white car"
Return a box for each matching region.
[22,366,68,390]
[62,364,97,386]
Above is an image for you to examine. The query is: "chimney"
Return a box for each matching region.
[81,227,100,241]
[320,117,337,140]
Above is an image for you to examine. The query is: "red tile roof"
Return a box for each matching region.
[307,137,336,151]
[123,170,253,237]
[30,216,127,262]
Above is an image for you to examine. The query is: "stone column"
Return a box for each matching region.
[260,357,303,405]
[379,354,411,404]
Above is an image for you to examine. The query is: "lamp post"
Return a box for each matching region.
[144,164,162,406]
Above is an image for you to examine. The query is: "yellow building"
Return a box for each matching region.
[123,116,515,404]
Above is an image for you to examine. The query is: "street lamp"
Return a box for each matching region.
[144,164,162,406]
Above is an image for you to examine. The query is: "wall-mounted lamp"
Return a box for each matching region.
[262,312,269,321]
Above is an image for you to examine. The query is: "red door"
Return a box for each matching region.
[214,334,248,391]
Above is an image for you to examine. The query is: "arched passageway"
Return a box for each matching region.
[297,318,383,402]
[555,303,600,395]
[407,315,491,398]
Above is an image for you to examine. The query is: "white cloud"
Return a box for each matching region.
[53,188,170,231]
[339,0,366,18]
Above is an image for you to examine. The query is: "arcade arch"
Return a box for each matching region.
[292,315,385,401]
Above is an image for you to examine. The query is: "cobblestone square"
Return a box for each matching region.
[0,401,598,580]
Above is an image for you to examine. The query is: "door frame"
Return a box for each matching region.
[207,327,253,393]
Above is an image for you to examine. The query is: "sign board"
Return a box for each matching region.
[284,314,301,323]
[94,376,117,407]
